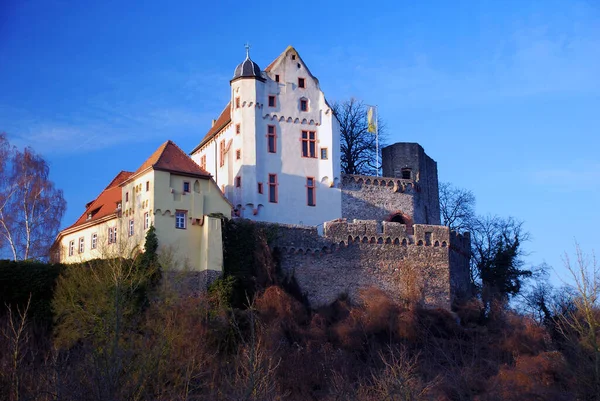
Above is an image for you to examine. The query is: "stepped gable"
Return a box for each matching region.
[66,170,134,230]
[137,140,211,178]
[191,45,329,155]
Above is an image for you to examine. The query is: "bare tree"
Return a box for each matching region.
[439,182,475,232]
[332,98,386,176]
[555,244,600,399]
[0,134,66,260]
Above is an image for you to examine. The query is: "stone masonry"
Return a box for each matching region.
[268,219,470,309]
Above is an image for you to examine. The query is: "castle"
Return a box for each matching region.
[52,46,470,309]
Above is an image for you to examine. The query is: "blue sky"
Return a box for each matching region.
[1,0,599,285]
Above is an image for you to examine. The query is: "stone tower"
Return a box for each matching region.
[381,143,440,225]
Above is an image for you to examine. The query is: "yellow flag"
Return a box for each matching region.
[367,106,377,133]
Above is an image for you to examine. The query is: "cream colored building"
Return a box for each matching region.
[52,140,232,272]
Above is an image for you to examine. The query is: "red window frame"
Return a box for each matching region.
[236,149,241,160]
[219,140,225,167]
[236,124,241,134]
[267,125,276,153]
[235,97,240,108]
[268,174,278,203]
[301,130,317,158]
[300,99,308,111]
[200,155,207,170]
[306,177,316,206]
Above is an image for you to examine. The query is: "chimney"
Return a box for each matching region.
[211,119,217,127]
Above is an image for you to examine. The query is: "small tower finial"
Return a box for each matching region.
[244,42,251,58]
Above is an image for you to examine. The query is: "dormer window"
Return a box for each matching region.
[87,213,92,221]
[298,78,305,88]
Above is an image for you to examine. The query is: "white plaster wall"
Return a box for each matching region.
[190,49,342,227]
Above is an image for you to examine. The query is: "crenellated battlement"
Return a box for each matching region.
[263,218,470,309]
[264,218,469,258]
[342,174,419,194]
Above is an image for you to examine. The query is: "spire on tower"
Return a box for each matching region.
[244,42,251,59]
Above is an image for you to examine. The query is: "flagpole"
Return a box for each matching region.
[375,105,379,177]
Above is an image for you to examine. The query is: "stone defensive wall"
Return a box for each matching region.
[264,219,470,310]
[341,174,440,225]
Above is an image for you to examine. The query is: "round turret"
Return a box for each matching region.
[232,45,262,80]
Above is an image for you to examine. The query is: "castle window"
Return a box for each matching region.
[183,181,190,193]
[68,240,74,256]
[235,97,240,108]
[300,99,308,111]
[108,227,117,244]
[200,155,207,170]
[144,212,149,230]
[275,74,280,82]
[175,210,187,229]
[306,177,316,207]
[301,130,316,158]
[235,176,241,188]
[236,124,241,134]
[125,192,129,202]
[292,54,296,60]
[401,168,411,180]
[78,237,84,253]
[219,140,225,167]
[128,219,134,237]
[236,149,241,160]
[298,78,305,88]
[267,125,277,153]
[91,233,97,249]
[268,95,276,107]
[268,174,278,203]
[257,182,263,194]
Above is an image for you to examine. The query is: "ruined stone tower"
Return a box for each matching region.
[341,142,441,226]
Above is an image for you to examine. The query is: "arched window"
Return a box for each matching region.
[390,214,405,224]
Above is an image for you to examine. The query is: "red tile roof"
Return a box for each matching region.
[191,102,231,154]
[66,171,133,231]
[135,140,211,178]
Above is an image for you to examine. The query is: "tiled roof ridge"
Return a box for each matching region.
[191,102,232,153]
[104,170,134,190]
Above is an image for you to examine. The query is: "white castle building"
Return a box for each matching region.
[190,46,342,226]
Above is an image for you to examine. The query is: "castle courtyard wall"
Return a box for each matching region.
[267,219,470,309]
